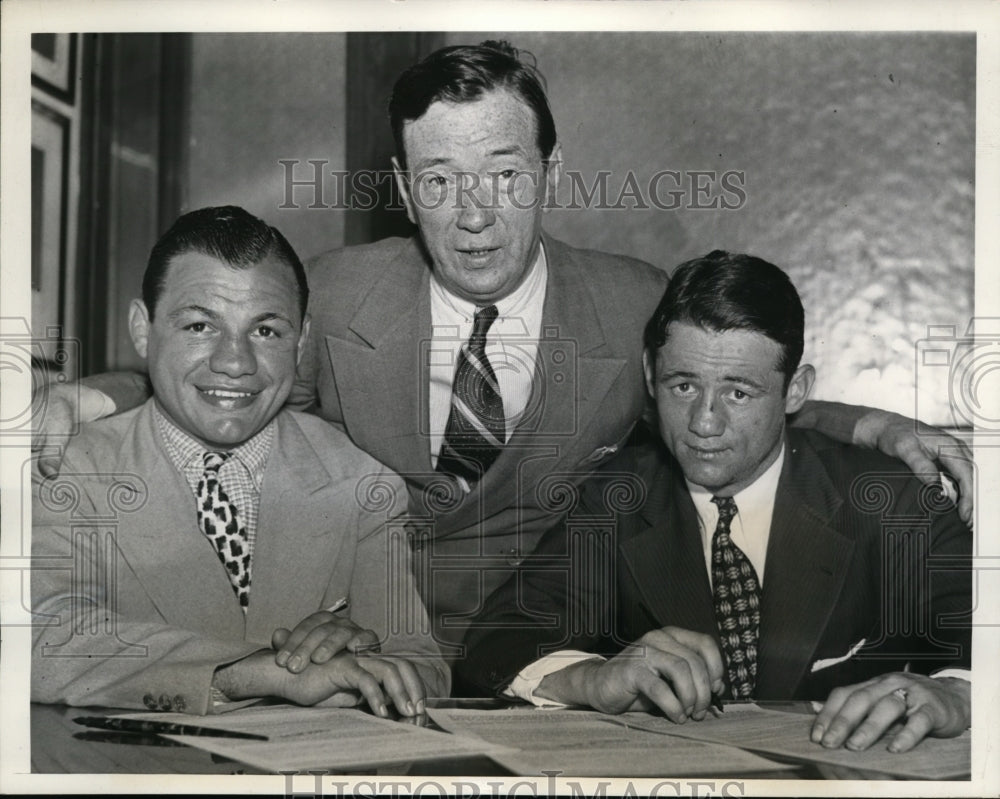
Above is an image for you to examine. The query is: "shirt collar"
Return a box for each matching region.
[429,241,547,319]
[685,442,786,526]
[153,400,274,490]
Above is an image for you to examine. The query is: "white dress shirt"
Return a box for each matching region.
[427,245,547,467]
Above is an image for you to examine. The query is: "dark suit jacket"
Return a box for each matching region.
[456,428,971,700]
[32,401,449,713]
[291,233,668,647]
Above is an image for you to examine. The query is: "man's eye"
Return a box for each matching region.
[255,326,278,339]
[184,322,210,333]
[729,389,751,402]
[670,382,695,396]
[496,168,518,180]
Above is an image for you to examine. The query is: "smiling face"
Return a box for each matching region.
[129,250,310,449]
[393,88,560,305]
[644,321,813,496]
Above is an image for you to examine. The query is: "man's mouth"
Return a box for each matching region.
[457,246,500,264]
[198,387,259,409]
[687,444,728,460]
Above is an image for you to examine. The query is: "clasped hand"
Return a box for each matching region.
[270,610,425,717]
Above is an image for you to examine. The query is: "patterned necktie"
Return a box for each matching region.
[710,496,761,698]
[436,304,506,488]
[197,451,251,611]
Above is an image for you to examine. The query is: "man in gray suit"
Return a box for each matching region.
[34,42,973,654]
[32,207,447,715]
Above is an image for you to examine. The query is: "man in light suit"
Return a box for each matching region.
[32,207,448,715]
[34,42,974,654]
[456,251,970,754]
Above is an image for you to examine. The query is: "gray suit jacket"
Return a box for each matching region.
[32,400,449,713]
[457,429,971,699]
[291,233,668,649]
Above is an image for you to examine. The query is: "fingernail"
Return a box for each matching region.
[275,652,288,666]
[417,699,426,714]
[684,705,694,717]
[405,701,415,716]
[378,703,388,718]
[288,656,302,671]
[810,726,823,743]
[845,736,864,751]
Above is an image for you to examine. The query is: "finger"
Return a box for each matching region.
[271,627,292,651]
[843,693,908,751]
[938,450,974,525]
[632,667,687,723]
[327,657,389,717]
[392,658,428,714]
[887,705,936,753]
[357,658,415,717]
[344,628,381,655]
[812,678,880,743]
[820,683,900,749]
[665,627,726,699]
[287,625,359,672]
[275,612,346,665]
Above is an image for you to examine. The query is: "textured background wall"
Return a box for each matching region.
[187,33,347,262]
[445,32,975,425]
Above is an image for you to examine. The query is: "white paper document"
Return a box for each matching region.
[427,706,796,777]
[113,705,510,772]
[619,705,971,780]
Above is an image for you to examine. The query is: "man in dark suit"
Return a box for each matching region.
[32,207,447,715]
[33,42,974,653]
[456,251,970,754]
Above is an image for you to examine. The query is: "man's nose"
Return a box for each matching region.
[456,175,497,233]
[209,332,258,378]
[689,393,725,437]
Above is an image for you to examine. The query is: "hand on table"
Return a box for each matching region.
[272,609,380,673]
[811,672,970,753]
[853,409,974,526]
[539,626,724,722]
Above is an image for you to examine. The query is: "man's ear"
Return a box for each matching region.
[542,143,563,212]
[784,363,815,414]
[128,299,151,360]
[642,348,656,400]
[392,156,417,225]
[296,314,312,367]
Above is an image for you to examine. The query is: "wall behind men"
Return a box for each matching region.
[444,32,975,426]
[186,33,347,263]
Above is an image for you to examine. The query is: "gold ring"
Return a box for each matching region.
[891,687,908,703]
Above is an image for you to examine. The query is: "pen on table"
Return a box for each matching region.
[73,716,268,741]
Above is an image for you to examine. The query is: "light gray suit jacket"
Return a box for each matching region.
[291,233,668,649]
[32,400,449,713]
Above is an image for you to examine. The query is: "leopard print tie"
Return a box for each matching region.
[196,451,251,611]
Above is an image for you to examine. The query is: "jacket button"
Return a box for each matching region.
[143,693,157,709]
[504,547,524,566]
[173,695,187,712]
[158,694,173,711]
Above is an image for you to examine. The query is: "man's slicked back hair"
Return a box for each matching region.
[389,40,557,167]
[142,205,308,322]
[644,250,805,390]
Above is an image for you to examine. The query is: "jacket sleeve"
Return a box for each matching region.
[346,467,451,698]
[31,459,261,714]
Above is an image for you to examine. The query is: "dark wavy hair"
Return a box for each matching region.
[644,250,805,390]
[389,40,557,168]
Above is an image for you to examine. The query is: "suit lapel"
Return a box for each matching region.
[479,236,629,507]
[245,412,340,642]
[617,458,719,640]
[324,237,432,477]
[756,433,854,698]
[114,402,246,638]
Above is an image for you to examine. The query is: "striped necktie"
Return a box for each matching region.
[436,304,506,489]
[711,495,760,698]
